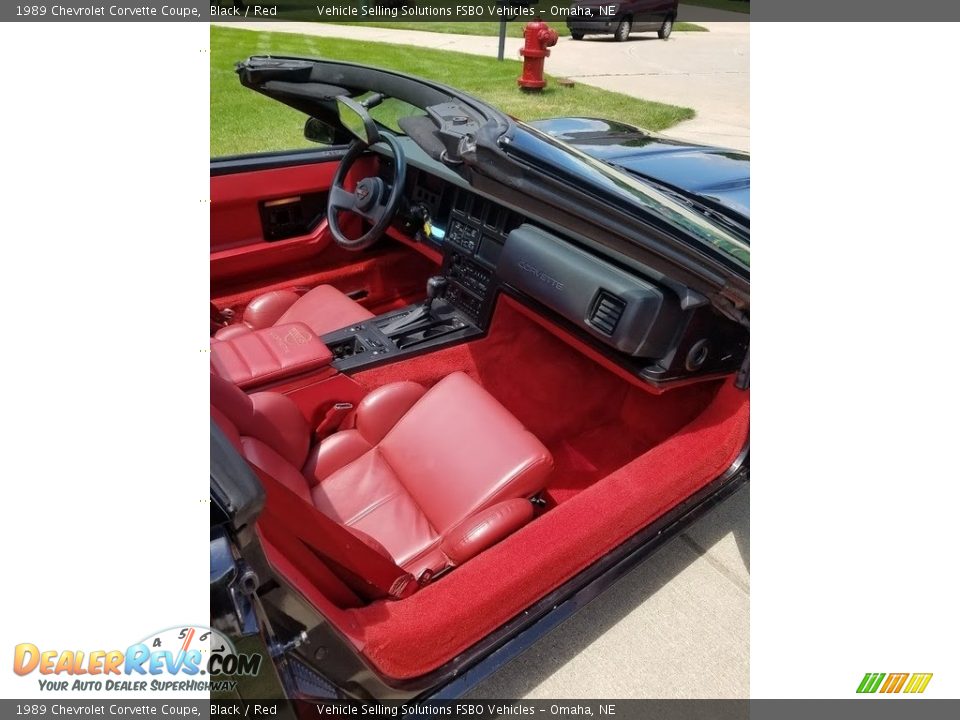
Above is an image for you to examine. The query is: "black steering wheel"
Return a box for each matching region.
[327,133,406,252]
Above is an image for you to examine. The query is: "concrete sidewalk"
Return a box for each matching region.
[214,20,749,150]
[467,486,750,698]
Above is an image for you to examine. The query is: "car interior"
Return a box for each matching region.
[210,64,750,686]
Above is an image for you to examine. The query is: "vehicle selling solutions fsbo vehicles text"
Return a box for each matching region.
[314,5,540,19]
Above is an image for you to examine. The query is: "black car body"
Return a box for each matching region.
[210,56,749,701]
[567,0,680,41]
[528,117,749,225]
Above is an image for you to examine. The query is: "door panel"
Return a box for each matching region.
[211,160,338,253]
[210,150,377,286]
[210,150,437,318]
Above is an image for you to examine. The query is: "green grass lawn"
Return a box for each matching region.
[211,25,694,157]
[352,20,708,36]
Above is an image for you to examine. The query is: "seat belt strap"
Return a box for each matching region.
[253,466,418,602]
[257,510,362,608]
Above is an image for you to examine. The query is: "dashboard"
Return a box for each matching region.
[389,160,747,388]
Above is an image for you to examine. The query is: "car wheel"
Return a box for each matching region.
[614,18,632,42]
[658,16,673,39]
[571,32,584,40]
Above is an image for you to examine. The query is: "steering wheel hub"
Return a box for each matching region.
[354,177,382,211]
[326,135,407,252]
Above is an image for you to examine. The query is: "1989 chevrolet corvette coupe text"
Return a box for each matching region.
[209,55,749,700]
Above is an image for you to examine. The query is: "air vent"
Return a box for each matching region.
[589,291,626,336]
[469,197,486,222]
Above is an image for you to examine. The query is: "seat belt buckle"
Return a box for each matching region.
[210,303,234,331]
[315,402,354,439]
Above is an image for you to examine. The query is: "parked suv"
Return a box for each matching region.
[567,0,679,41]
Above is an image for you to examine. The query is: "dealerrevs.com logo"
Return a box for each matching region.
[857,672,933,694]
[12,626,261,693]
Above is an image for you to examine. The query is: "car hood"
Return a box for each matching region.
[527,117,750,221]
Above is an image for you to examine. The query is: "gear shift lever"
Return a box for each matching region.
[424,276,448,309]
[378,275,449,336]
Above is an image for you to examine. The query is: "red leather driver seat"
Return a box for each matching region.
[211,372,553,581]
[214,285,374,341]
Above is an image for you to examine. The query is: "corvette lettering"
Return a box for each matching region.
[517,260,564,290]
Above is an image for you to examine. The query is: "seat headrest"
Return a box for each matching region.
[210,374,310,469]
[211,373,254,426]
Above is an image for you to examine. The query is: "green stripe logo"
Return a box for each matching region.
[857,673,886,693]
[857,672,932,694]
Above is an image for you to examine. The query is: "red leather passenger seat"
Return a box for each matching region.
[211,372,553,581]
[215,285,374,341]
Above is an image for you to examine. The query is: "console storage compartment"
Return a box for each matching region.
[210,322,333,389]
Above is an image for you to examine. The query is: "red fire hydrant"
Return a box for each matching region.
[518,17,559,92]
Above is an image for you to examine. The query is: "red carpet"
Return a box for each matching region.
[260,294,750,679]
[355,296,722,506]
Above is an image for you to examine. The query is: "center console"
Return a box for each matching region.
[212,186,520,383]
[210,322,334,389]
[320,189,517,372]
[442,188,519,324]
[320,294,477,372]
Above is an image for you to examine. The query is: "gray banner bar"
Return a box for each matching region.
[2,700,213,720]
[1,700,959,719]
[2,1,960,23]
[4,1,208,20]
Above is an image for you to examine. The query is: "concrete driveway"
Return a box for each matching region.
[466,486,750,699]
[550,22,749,150]
[215,19,749,151]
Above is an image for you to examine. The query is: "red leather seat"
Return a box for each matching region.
[214,285,374,341]
[211,372,553,580]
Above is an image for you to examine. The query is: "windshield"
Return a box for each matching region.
[355,92,425,135]
[511,122,750,269]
